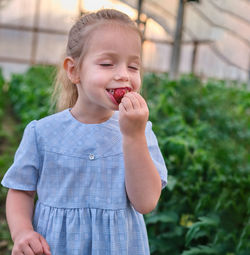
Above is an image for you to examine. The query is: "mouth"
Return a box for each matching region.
[106,87,132,104]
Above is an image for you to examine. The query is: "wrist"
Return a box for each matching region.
[12,227,34,242]
[123,133,147,145]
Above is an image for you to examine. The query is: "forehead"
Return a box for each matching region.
[86,22,142,58]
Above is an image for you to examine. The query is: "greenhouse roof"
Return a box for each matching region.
[0,0,249,81]
[121,0,250,80]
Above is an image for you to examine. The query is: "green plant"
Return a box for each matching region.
[1,67,250,254]
[143,73,250,254]
[0,68,5,121]
[8,65,56,129]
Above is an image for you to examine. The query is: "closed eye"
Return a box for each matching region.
[100,64,113,67]
[129,66,139,71]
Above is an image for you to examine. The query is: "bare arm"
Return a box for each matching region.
[6,189,35,240]
[6,189,51,255]
[119,92,162,214]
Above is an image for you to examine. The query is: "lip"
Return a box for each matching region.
[106,87,132,92]
[105,90,119,105]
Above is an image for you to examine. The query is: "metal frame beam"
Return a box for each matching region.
[169,0,186,80]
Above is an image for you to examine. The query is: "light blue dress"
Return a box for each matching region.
[1,109,167,255]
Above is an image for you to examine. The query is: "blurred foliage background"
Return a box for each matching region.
[0,66,249,254]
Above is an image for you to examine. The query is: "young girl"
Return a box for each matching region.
[2,9,167,255]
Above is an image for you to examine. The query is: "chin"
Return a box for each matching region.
[109,104,119,111]
[112,106,119,111]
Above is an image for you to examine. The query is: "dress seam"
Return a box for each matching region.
[41,148,123,159]
[37,201,129,211]
[32,121,41,171]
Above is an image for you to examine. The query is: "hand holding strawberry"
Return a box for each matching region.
[119,92,149,139]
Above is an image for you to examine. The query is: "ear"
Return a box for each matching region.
[63,57,80,84]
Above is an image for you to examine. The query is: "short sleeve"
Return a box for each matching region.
[1,120,40,191]
[146,121,168,189]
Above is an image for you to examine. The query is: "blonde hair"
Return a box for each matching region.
[52,9,142,112]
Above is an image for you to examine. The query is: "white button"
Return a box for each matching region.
[89,153,95,160]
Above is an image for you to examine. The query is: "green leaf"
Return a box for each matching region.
[166,175,177,191]
[182,245,218,255]
[185,216,219,246]
[145,211,178,225]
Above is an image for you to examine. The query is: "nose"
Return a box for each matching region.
[114,65,129,82]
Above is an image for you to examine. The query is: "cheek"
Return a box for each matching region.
[80,71,104,88]
[133,74,141,92]
[90,69,111,83]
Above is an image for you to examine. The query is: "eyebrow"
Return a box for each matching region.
[96,52,141,62]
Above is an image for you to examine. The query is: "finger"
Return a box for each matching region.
[120,96,133,112]
[125,92,141,109]
[29,238,44,255]
[119,102,126,113]
[133,92,147,108]
[12,244,25,255]
[11,249,24,255]
[40,236,51,255]
[22,245,34,255]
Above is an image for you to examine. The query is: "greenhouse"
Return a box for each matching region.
[0,0,249,254]
[0,0,250,81]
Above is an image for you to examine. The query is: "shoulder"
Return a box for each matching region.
[36,109,69,127]
[23,109,71,141]
[31,109,70,133]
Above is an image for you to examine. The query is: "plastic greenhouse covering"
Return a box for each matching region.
[0,0,249,81]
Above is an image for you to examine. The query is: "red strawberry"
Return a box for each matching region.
[113,88,131,104]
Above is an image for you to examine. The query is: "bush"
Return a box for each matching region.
[0,69,13,253]
[142,74,250,255]
[8,65,56,129]
[0,68,5,120]
[1,66,250,254]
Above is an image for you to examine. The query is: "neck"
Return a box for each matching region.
[70,103,114,124]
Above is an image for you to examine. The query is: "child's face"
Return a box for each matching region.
[76,23,142,112]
